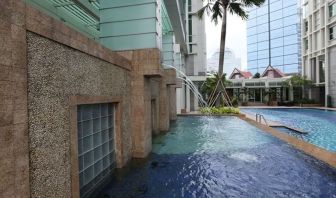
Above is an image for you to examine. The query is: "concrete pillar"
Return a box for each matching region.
[0,1,30,197]
[159,80,170,131]
[186,87,191,112]
[169,85,177,121]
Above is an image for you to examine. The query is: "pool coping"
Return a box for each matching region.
[239,106,336,111]
[177,113,336,168]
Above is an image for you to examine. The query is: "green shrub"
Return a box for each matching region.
[200,107,240,115]
[294,98,316,104]
[231,96,238,107]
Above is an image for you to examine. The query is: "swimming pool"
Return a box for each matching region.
[241,108,336,152]
[101,116,336,197]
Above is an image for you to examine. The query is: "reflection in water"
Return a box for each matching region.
[100,117,336,198]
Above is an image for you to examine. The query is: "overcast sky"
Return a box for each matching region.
[205,14,248,70]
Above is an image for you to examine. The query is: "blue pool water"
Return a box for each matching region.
[241,108,336,152]
[100,116,336,197]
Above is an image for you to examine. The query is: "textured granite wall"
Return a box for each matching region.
[27,32,132,197]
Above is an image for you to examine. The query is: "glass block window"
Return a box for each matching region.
[77,103,116,197]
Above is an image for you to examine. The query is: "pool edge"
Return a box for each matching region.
[240,115,336,168]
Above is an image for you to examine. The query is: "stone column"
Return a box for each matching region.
[169,85,177,121]
[0,0,30,197]
[159,80,170,131]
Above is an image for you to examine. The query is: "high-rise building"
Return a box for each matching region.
[185,0,207,76]
[207,48,242,75]
[302,0,336,107]
[246,0,302,75]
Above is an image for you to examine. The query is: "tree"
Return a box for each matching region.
[198,0,265,76]
[284,75,312,100]
[253,72,260,78]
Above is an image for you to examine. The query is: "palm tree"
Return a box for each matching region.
[198,0,265,76]
[201,72,232,106]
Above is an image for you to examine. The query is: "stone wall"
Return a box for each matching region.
[27,32,132,197]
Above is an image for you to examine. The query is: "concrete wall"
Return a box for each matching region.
[26,32,132,197]
[0,1,178,197]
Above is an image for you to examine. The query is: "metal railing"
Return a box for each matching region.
[256,114,269,126]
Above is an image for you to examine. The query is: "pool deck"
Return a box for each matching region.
[178,109,336,168]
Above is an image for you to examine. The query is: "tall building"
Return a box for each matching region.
[302,0,336,107]
[185,0,207,76]
[246,0,302,75]
[182,0,208,112]
[207,48,242,75]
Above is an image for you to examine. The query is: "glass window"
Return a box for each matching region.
[319,58,325,83]
[271,28,283,39]
[284,64,299,73]
[248,60,258,68]
[257,5,269,15]
[283,0,296,8]
[304,21,308,33]
[247,26,257,36]
[330,3,336,18]
[77,103,116,196]
[330,26,336,40]
[248,34,257,44]
[271,37,283,48]
[258,40,269,50]
[247,18,257,28]
[270,19,283,30]
[303,4,308,19]
[248,43,258,51]
[314,0,320,9]
[283,5,297,17]
[270,9,283,21]
[284,54,298,64]
[270,1,282,12]
[257,23,269,33]
[249,9,257,19]
[258,49,269,59]
[257,14,268,25]
[304,38,309,50]
[258,32,269,42]
[284,44,299,55]
[272,56,284,65]
[284,25,297,36]
[283,15,298,26]
[271,46,283,56]
[258,58,270,67]
[248,51,258,61]
[284,34,298,45]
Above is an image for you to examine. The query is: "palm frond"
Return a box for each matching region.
[211,1,223,24]
[240,0,266,7]
[228,2,248,20]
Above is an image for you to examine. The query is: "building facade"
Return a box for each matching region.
[181,0,208,112]
[302,0,336,107]
[227,66,293,105]
[0,0,195,197]
[247,0,302,75]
